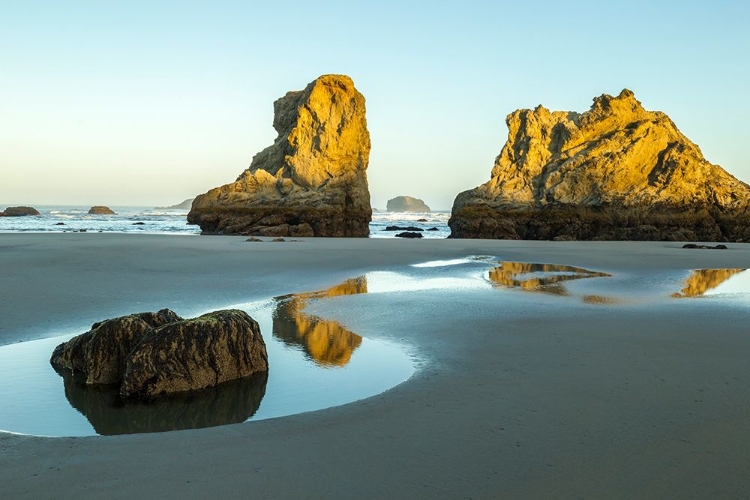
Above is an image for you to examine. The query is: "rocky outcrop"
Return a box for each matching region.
[449,89,750,241]
[88,206,116,215]
[1,206,40,216]
[387,196,431,212]
[51,309,268,400]
[121,310,268,398]
[51,309,183,385]
[188,74,372,237]
[157,198,194,210]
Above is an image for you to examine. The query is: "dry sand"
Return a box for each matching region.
[1,234,749,499]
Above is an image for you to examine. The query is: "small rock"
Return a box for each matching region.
[417,218,428,222]
[427,227,439,231]
[132,222,145,225]
[395,231,423,239]
[272,237,286,242]
[384,225,423,232]
[55,222,66,226]
[246,237,264,242]
[89,206,116,215]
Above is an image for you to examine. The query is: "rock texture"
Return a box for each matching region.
[188,74,372,236]
[449,89,750,241]
[51,309,268,400]
[0,206,40,216]
[88,206,116,215]
[121,310,268,398]
[387,196,431,212]
[51,309,183,385]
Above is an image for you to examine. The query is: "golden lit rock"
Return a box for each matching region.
[672,269,746,297]
[188,75,371,236]
[450,90,750,241]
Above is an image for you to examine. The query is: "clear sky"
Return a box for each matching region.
[1,0,748,210]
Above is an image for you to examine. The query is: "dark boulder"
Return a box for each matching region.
[121,310,268,399]
[682,243,728,250]
[51,309,183,385]
[395,231,423,239]
[384,225,423,232]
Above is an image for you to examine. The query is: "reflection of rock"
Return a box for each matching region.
[55,366,267,435]
[188,75,372,237]
[51,309,183,385]
[122,310,268,398]
[1,206,40,216]
[672,269,746,297]
[387,196,431,212]
[450,90,750,241]
[273,278,365,366]
[88,206,116,215]
[489,262,610,295]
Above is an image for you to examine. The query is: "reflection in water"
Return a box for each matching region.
[488,262,610,296]
[56,366,267,435]
[672,269,747,298]
[273,278,366,367]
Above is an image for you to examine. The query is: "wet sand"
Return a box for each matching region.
[1,234,750,499]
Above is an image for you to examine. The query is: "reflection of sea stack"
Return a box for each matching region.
[273,278,366,366]
[89,206,116,215]
[672,269,746,297]
[488,262,609,295]
[387,196,431,212]
[450,90,750,241]
[188,75,372,237]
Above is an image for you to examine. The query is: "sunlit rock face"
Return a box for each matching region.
[672,268,747,297]
[273,278,365,366]
[450,90,750,241]
[188,74,372,236]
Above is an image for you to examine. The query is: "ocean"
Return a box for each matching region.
[0,206,451,239]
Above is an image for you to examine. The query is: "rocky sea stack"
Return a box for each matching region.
[386,196,431,212]
[188,74,372,237]
[88,206,116,215]
[51,309,268,399]
[0,206,40,216]
[449,90,750,241]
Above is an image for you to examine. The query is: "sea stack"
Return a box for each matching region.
[89,206,116,215]
[449,90,750,241]
[188,75,372,237]
[0,206,40,216]
[386,196,431,212]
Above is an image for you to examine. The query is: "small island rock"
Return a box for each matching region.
[386,196,431,212]
[1,206,40,216]
[89,206,116,215]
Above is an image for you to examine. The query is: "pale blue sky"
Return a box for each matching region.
[1,0,748,209]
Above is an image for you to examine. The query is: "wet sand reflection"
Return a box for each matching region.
[488,262,610,296]
[672,269,747,298]
[273,278,366,367]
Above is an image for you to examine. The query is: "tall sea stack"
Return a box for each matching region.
[188,75,372,237]
[449,90,750,241]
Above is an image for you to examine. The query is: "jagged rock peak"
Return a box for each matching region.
[188,74,372,237]
[450,89,750,241]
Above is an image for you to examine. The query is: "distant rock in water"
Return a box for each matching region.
[0,206,40,216]
[387,196,431,212]
[395,231,423,238]
[188,74,372,237]
[89,206,116,215]
[157,198,194,210]
[449,89,750,241]
[51,309,268,400]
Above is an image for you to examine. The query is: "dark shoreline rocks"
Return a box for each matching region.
[395,231,423,238]
[384,225,423,232]
[188,75,372,237]
[683,243,728,250]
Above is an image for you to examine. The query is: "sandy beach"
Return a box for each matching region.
[1,234,750,499]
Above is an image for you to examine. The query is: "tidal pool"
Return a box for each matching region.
[0,279,415,436]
